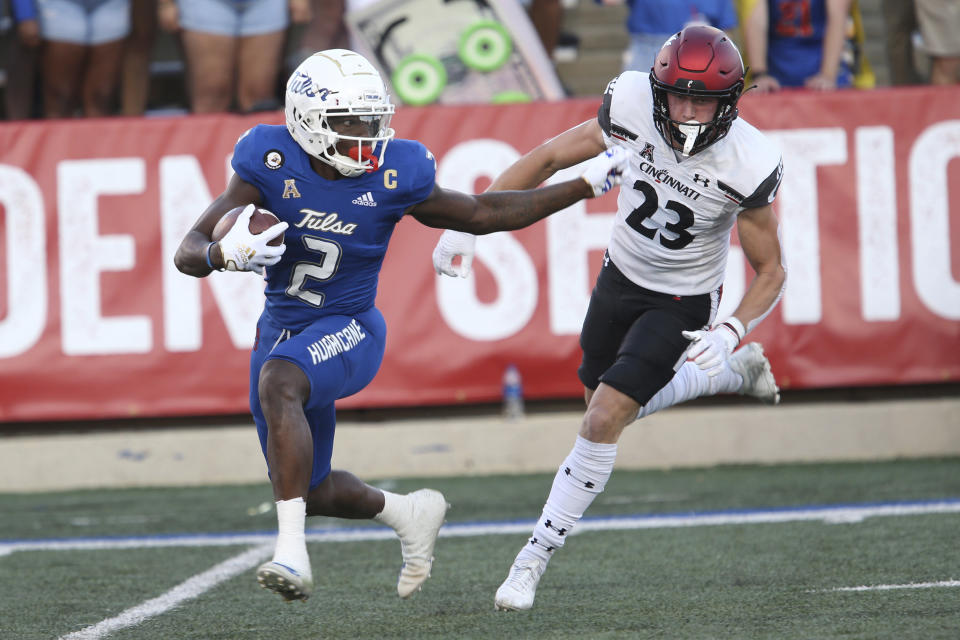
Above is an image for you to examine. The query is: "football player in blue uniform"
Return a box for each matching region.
[174,49,627,603]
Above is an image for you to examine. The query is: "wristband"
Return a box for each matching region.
[720,317,746,344]
[751,70,769,79]
[205,241,222,271]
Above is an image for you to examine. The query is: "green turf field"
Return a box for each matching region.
[2,458,959,639]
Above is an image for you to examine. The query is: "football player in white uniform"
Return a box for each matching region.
[433,25,786,611]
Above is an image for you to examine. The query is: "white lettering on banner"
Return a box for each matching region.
[159,155,263,352]
[58,159,151,355]
[910,120,960,319]
[545,164,614,335]
[0,166,47,357]
[0,119,954,370]
[767,128,847,325]
[434,140,538,341]
[856,127,900,321]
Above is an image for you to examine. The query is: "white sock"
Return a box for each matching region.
[637,360,742,418]
[272,497,311,579]
[374,490,410,533]
[517,436,617,566]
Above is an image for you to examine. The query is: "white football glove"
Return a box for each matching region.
[217,204,288,275]
[682,323,741,376]
[432,229,476,278]
[580,146,629,197]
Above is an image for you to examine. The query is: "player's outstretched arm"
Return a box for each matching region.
[412,146,627,235]
[429,119,612,277]
[487,119,608,192]
[174,175,264,277]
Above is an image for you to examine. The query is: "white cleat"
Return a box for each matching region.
[494,558,545,611]
[396,489,449,599]
[256,561,314,602]
[729,342,780,405]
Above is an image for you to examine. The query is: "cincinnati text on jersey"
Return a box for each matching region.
[637,161,703,201]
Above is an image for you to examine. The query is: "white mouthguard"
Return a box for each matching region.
[677,120,700,156]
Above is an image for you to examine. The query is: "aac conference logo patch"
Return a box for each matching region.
[264,150,285,170]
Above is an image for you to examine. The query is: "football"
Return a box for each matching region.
[212,206,284,246]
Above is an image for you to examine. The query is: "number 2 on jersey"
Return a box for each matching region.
[624,179,695,250]
[285,236,342,307]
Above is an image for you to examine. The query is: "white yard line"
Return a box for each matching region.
[4,499,960,556]
[4,499,955,639]
[57,543,272,640]
[820,580,960,593]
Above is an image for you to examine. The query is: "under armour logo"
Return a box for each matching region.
[530,537,555,553]
[544,519,568,536]
[564,466,595,489]
[693,173,710,187]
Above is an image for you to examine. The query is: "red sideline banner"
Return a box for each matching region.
[1,86,958,421]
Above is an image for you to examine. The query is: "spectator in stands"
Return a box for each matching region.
[881,0,921,85]
[295,0,348,60]
[120,0,157,115]
[916,0,960,85]
[515,0,578,63]
[37,0,131,117]
[2,0,40,119]
[599,0,738,73]
[741,0,870,92]
[528,0,562,59]
[158,0,310,113]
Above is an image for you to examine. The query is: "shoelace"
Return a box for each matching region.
[504,562,541,591]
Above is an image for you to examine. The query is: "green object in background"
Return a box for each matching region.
[458,20,513,72]
[391,53,447,106]
[491,90,532,104]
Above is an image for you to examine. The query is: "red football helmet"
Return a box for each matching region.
[649,25,745,156]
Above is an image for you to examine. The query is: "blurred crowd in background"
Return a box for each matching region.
[0,0,957,121]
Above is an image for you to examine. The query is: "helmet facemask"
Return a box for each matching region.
[289,105,395,177]
[650,78,742,156]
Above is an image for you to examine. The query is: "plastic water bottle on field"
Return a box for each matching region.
[502,363,525,420]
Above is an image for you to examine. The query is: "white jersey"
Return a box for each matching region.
[599,71,782,296]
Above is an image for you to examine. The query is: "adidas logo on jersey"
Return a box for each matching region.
[352,192,377,207]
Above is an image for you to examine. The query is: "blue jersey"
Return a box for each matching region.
[767,0,851,88]
[624,0,737,36]
[231,125,436,330]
